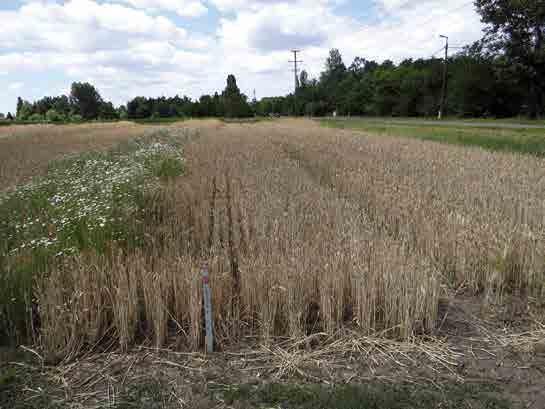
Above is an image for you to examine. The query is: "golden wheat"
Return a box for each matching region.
[6,119,544,359]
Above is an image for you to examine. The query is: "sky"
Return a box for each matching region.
[0,0,486,114]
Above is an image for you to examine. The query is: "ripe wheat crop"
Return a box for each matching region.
[1,119,544,361]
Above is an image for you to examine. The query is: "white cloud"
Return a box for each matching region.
[9,82,24,90]
[115,0,207,17]
[0,0,485,114]
[210,0,338,13]
[218,3,336,52]
[0,0,203,53]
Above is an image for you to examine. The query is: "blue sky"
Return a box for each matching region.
[0,0,485,115]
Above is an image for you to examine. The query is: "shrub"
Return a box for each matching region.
[28,113,43,122]
[45,109,65,123]
[70,114,83,122]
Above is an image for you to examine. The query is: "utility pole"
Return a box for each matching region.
[289,50,302,116]
[252,89,257,116]
[438,35,449,120]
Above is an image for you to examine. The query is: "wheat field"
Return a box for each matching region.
[0,122,150,191]
[2,119,544,361]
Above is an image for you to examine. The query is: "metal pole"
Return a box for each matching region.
[438,35,449,120]
[290,50,302,116]
[201,263,214,353]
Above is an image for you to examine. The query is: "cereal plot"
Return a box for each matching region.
[1,120,544,363]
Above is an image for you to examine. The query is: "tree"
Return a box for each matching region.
[70,82,103,120]
[17,100,33,120]
[6,112,14,121]
[299,70,309,88]
[117,105,128,120]
[16,97,23,119]
[349,57,367,78]
[222,74,251,118]
[53,95,72,117]
[199,95,216,117]
[127,97,151,119]
[0,113,4,120]
[99,101,119,120]
[475,0,545,116]
[324,49,347,77]
[320,49,348,112]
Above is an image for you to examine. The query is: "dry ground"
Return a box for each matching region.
[2,119,545,408]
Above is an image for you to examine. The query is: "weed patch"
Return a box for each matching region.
[0,130,185,344]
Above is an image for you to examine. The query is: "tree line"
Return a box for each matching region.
[7,74,253,123]
[4,1,543,121]
[126,75,253,119]
[12,82,119,123]
[258,1,544,119]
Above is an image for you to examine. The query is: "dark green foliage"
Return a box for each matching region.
[222,74,253,118]
[16,97,23,119]
[16,99,34,120]
[14,83,118,122]
[70,82,103,120]
[127,95,194,119]
[45,109,64,123]
[126,75,252,120]
[99,101,120,120]
[69,114,83,122]
[475,0,545,117]
[28,113,43,122]
[258,45,536,119]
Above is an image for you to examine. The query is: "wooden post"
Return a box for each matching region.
[202,263,214,353]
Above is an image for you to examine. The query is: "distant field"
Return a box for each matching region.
[0,122,149,190]
[322,118,545,155]
[321,116,545,127]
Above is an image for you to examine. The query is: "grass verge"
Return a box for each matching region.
[321,119,545,155]
[220,382,512,409]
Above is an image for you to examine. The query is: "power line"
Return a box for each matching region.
[431,46,447,58]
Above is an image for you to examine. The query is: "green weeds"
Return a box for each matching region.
[0,131,185,344]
